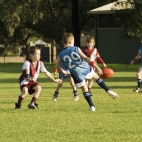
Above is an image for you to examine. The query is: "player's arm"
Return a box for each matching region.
[44,71,62,83]
[130,49,141,64]
[56,56,71,76]
[96,50,107,67]
[54,62,58,75]
[22,61,33,81]
[53,58,58,75]
[78,47,103,76]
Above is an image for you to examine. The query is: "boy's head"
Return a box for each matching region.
[62,33,74,46]
[86,36,95,47]
[28,46,41,61]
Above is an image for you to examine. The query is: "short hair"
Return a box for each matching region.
[86,36,95,44]
[28,46,40,54]
[62,33,74,44]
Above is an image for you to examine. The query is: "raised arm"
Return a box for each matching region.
[130,49,141,64]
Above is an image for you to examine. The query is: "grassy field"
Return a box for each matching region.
[0,63,142,142]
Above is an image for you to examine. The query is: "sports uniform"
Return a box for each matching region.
[82,47,105,67]
[19,59,47,94]
[59,46,94,87]
[53,58,79,101]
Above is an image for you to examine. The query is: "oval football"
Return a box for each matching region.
[100,68,114,79]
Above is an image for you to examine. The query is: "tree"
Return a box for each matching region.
[115,0,142,37]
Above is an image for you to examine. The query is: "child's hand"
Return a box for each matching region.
[54,79,62,84]
[97,68,103,77]
[103,63,107,67]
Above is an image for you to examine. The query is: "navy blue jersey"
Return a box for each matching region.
[59,46,91,83]
[140,47,142,60]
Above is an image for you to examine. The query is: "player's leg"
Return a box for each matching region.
[80,83,95,111]
[15,87,28,109]
[69,77,79,101]
[89,70,118,99]
[28,85,41,109]
[133,68,142,92]
[87,79,94,96]
[53,80,63,101]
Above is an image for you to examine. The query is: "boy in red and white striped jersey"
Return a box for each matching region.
[82,36,107,96]
[15,46,61,109]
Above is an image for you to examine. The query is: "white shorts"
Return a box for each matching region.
[74,68,94,88]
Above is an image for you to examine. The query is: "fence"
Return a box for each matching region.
[0,56,26,63]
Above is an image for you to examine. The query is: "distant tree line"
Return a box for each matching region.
[0,0,141,55]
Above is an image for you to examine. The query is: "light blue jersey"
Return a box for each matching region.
[59,46,91,83]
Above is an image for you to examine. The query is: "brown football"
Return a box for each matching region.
[100,68,114,79]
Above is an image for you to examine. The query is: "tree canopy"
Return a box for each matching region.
[0,0,142,55]
[115,0,142,37]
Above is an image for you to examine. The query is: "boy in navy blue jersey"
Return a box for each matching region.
[56,33,118,111]
[53,59,79,101]
[130,38,142,92]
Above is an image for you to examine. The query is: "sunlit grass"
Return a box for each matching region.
[0,63,142,142]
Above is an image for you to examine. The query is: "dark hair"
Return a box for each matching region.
[62,33,74,44]
[26,46,40,60]
[28,46,40,54]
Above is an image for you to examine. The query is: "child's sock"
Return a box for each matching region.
[137,79,141,88]
[96,78,109,92]
[18,96,24,105]
[54,91,59,97]
[83,92,94,107]
[31,97,37,103]
[73,90,78,96]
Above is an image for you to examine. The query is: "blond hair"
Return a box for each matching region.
[62,33,74,44]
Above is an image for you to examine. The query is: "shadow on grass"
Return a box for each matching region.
[0,76,137,84]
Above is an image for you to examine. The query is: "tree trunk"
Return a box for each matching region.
[72,0,80,47]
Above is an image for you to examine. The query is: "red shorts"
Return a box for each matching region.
[20,81,39,95]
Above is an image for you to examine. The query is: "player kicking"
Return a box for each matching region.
[15,46,61,109]
[56,33,118,111]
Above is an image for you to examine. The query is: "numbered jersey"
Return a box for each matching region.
[59,46,91,83]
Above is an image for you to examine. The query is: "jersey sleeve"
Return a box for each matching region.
[22,61,30,70]
[40,62,48,72]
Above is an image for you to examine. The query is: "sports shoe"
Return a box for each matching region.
[74,95,79,101]
[89,106,96,111]
[107,90,118,99]
[15,103,22,110]
[52,96,57,101]
[133,87,141,93]
[27,102,38,109]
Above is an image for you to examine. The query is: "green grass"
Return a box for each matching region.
[0,63,142,142]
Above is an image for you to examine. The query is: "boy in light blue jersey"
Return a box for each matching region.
[56,33,118,111]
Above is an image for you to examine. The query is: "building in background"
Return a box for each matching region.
[87,0,140,64]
